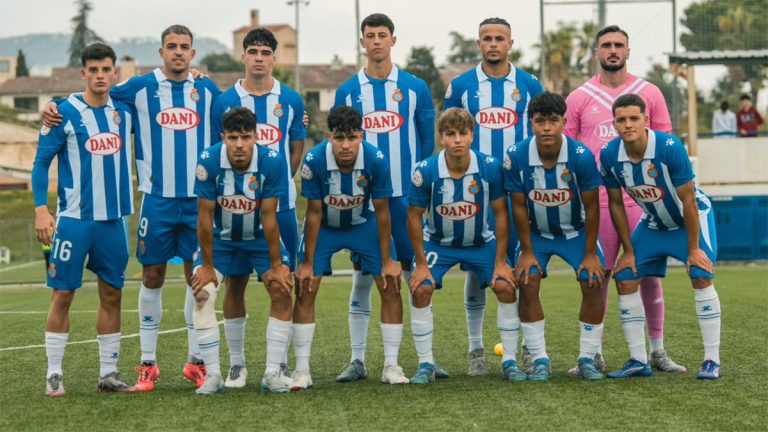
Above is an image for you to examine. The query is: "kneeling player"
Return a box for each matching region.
[292,106,406,389]
[505,93,606,381]
[191,108,293,394]
[407,108,518,384]
[601,95,721,379]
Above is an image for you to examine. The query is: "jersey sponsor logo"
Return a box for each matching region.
[248,175,259,191]
[256,123,283,146]
[476,107,518,130]
[218,195,260,215]
[528,188,573,207]
[86,132,123,156]
[356,176,368,188]
[436,200,480,221]
[324,194,365,210]
[362,110,404,134]
[156,107,200,131]
[112,111,122,125]
[647,163,658,179]
[593,119,618,142]
[195,164,208,181]
[626,185,665,203]
[392,88,403,103]
[190,88,200,102]
[560,169,573,182]
[511,88,522,102]
[467,180,480,195]
[300,163,313,180]
[273,103,284,118]
[412,170,423,187]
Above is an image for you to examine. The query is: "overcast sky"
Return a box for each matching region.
[0,0,728,92]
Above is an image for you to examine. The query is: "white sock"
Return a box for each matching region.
[410,304,434,364]
[224,317,246,366]
[695,285,721,363]
[198,326,221,376]
[184,285,201,363]
[349,270,372,363]
[265,317,291,373]
[97,332,120,377]
[292,323,315,371]
[464,271,486,352]
[138,284,162,363]
[45,331,68,377]
[497,301,520,363]
[618,292,648,363]
[649,337,664,353]
[381,323,403,367]
[579,322,604,360]
[521,320,547,361]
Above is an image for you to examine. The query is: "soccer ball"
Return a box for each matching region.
[494,343,504,356]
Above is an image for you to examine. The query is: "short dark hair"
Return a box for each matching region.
[612,94,646,115]
[81,43,116,66]
[720,101,729,111]
[438,108,475,134]
[243,28,278,52]
[479,17,511,30]
[529,92,567,118]
[740,94,752,101]
[161,25,194,45]
[361,13,394,35]
[327,106,362,134]
[222,107,257,133]
[595,25,629,48]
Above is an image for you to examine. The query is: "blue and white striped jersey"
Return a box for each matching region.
[444,63,543,159]
[300,140,392,229]
[333,66,435,197]
[211,79,306,212]
[409,150,504,247]
[33,94,134,220]
[110,68,221,198]
[600,129,711,231]
[194,142,286,241]
[504,135,602,239]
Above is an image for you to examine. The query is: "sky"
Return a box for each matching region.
[0,0,730,93]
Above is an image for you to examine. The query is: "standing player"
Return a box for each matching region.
[292,106,406,389]
[210,27,305,388]
[601,95,721,380]
[191,107,294,394]
[444,17,543,375]
[505,93,605,381]
[564,25,683,374]
[407,108,519,384]
[33,43,134,395]
[333,13,436,381]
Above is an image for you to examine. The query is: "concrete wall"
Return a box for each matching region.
[695,137,768,186]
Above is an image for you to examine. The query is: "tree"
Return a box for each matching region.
[404,46,446,109]
[533,21,596,96]
[446,32,480,64]
[68,0,104,67]
[15,50,29,77]
[200,52,242,72]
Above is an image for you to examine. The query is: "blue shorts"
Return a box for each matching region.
[351,196,413,266]
[47,217,129,290]
[615,210,717,281]
[300,218,383,276]
[194,237,290,278]
[277,209,299,271]
[416,240,503,289]
[518,231,606,281]
[137,194,197,265]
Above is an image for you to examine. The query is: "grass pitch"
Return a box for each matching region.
[1,265,766,431]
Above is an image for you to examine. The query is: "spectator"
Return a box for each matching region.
[737,94,763,137]
[712,101,737,137]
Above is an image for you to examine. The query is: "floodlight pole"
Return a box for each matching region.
[355,0,362,67]
[288,0,309,92]
[539,0,546,88]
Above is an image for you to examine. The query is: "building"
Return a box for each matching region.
[0,56,18,85]
[232,9,296,65]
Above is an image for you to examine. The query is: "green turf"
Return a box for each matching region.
[0,265,766,431]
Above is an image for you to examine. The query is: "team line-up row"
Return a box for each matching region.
[33,13,721,397]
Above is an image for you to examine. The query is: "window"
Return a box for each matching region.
[14,97,38,112]
[305,91,320,106]
[0,60,10,73]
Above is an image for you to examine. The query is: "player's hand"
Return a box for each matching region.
[265,263,293,295]
[294,262,314,297]
[408,264,434,293]
[191,264,218,299]
[42,102,62,127]
[491,261,516,289]
[613,251,637,279]
[514,250,541,286]
[578,253,605,288]
[302,111,310,128]
[380,258,402,293]
[34,206,56,246]
[189,68,209,79]
[687,248,714,275]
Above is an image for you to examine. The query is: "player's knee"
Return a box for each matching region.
[411,285,433,308]
[142,265,166,288]
[491,281,516,302]
[691,277,713,289]
[226,275,248,298]
[193,282,218,330]
[99,287,122,309]
[50,289,75,310]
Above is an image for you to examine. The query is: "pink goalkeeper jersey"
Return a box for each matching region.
[564,73,672,207]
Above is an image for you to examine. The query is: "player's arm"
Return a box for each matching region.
[606,187,635,275]
[262,195,292,294]
[489,196,515,288]
[510,191,541,284]
[288,97,308,176]
[289,139,305,176]
[373,198,401,291]
[563,93,581,140]
[578,188,604,286]
[32,126,65,246]
[443,79,462,109]
[192,197,217,294]
[296,199,321,296]
[675,180,713,275]
[415,82,436,160]
[406,204,433,291]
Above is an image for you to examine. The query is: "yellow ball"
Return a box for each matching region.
[494,342,504,356]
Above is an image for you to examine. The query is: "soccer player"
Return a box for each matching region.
[191,107,293,394]
[333,13,436,381]
[43,25,222,391]
[563,25,683,374]
[444,17,543,375]
[292,106,406,389]
[601,94,721,380]
[505,93,605,381]
[209,28,306,388]
[407,108,519,384]
[33,43,134,395]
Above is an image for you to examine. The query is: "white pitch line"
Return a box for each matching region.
[0,309,168,315]
[0,260,44,274]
